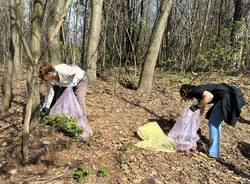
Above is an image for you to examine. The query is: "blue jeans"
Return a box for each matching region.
[208,103,224,158]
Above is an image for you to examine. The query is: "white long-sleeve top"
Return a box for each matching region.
[44,64,85,108]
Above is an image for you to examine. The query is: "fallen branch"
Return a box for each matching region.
[30,174,73,183]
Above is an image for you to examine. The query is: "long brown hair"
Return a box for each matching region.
[39,62,55,78]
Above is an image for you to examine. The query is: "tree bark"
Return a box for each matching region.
[231,0,245,68]
[19,0,71,162]
[137,0,173,92]
[47,0,72,65]
[10,0,23,79]
[21,0,45,162]
[198,0,211,52]
[0,32,13,112]
[86,0,104,82]
[22,67,38,162]
[28,0,45,130]
[1,0,17,112]
[80,0,89,68]
[217,0,224,38]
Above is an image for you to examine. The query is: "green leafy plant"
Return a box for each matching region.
[118,141,130,164]
[73,165,90,182]
[41,113,83,140]
[97,168,108,177]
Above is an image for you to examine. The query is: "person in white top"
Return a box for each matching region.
[39,62,92,138]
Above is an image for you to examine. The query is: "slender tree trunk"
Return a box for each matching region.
[72,2,79,64]
[2,0,17,112]
[47,0,72,65]
[125,0,131,65]
[217,0,224,38]
[47,1,61,65]
[198,0,211,52]
[86,0,104,81]
[102,0,113,69]
[165,10,172,61]
[80,0,89,68]
[11,0,23,79]
[20,0,71,162]
[137,0,173,92]
[231,0,244,68]
[21,0,45,162]
[231,0,243,42]
[0,32,13,112]
[191,0,212,70]
[29,0,45,130]
[135,0,144,64]
[22,67,38,162]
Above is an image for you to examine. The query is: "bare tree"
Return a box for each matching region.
[47,0,72,65]
[0,4,12,112]
[86,0,104,81]
[20,0,72,162]
[231,0,245,67]
[1,0,16,112]
[10,0,23,79]
[137,0,173,92]
[21,0,46,162]
[80,0,89,68]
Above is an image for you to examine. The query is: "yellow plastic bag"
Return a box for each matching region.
[135,122,176,153]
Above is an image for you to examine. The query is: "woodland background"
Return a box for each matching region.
[0,0,250,183]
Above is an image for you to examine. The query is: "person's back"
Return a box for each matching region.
[179,83,246,158]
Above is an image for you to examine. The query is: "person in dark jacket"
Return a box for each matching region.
[180,83,246,158]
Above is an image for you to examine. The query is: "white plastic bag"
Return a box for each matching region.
[168,108,201,151]
[50,87,92,140]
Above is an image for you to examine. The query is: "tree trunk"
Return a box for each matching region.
[47,0,72,65]
[86,0,104,82]
[231,0,243,43]
[19,0,71,162]
[2,0,17,112]
[22,67,38,162]
[10,0,23,79]
[28,0,45,130]
[21,0,45,162]
[80,0,89,68]
[198,0,211,52]
[137,0,173,92]
[0,32,13,112]
[231,0,244,68]
[135,0,144,65]
[217,0,224,38]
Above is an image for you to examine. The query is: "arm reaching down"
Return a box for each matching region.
[44,82,55,109]
[199,91,214,115]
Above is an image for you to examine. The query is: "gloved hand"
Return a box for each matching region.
[190,104,199,112]
[40,106,50,115]
[69,81,77,88]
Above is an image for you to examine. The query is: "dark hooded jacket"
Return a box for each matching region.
[189,83,246,126]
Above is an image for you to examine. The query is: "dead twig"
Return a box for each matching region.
[30,174,72,183]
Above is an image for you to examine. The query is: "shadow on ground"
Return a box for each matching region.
[217,158,250,180]
[148,115,176,134]
[237,141,250,160]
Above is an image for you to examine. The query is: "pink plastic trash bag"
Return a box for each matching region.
[50,87,93,140]
[168,108,201,151]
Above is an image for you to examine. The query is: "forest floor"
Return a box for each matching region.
[0,68,250,184]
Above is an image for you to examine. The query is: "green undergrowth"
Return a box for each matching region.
[74,164,90,182]
[41,113,83,141]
